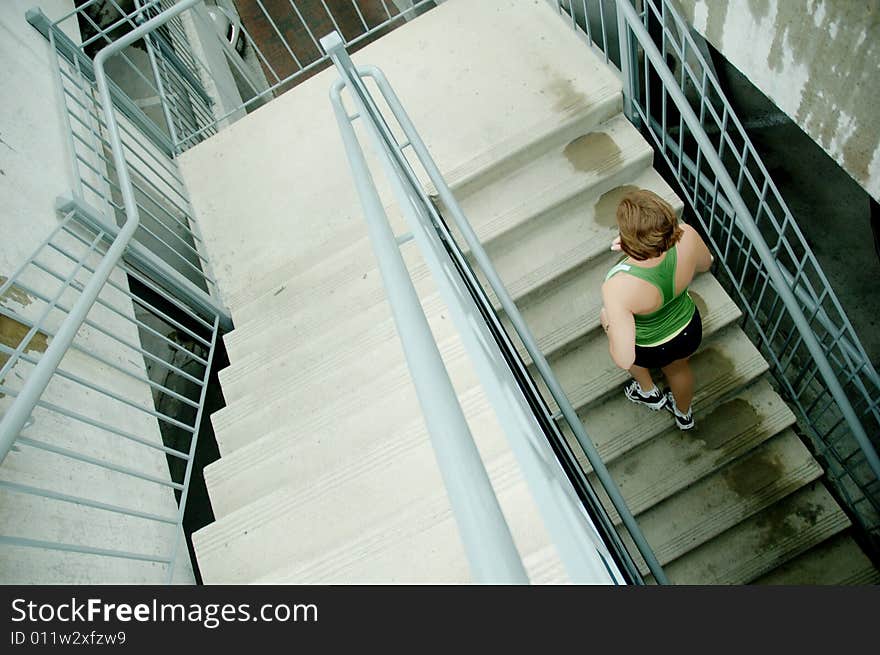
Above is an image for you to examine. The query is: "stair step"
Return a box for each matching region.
[439,91,622,199]
[204,386,492,518]
[223,229,425,366]
[752,532,880,585]
[595,378,797,522]
[479,167,681,309]
[219,291,452,404]
[228,201,413,329]
[566,325,770,468]
[621,428,823,573]
[224,217,370,320]
[200,400,509,576]
[211,330,476,456]
[216,245,739,454]
[652,481,851,584]
[449,114,652,244]
[224,128,650,368]
[214,263,738,456]
[227,101,631,354]
[195,449,551,584]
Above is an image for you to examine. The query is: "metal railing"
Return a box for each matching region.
[28,6,220,297]
[324,32,666,584]
[554,0,879,542]
[37,1,439,154]
[1,0,223,583]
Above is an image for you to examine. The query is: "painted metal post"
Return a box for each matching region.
[616,0,640,125]
[136,0,182,154]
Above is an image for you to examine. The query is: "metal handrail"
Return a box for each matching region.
[613,0,880,480]
[324,38,529,584]
[323,32,663,583]
[0,0,202,462]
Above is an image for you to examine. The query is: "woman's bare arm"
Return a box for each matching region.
[601,281,636,370]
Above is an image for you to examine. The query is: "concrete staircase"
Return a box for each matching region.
[182,0,878,584]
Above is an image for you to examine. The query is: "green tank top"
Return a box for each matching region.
[604,246,696,346]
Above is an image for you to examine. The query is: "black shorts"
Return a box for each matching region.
[633,308,702,369]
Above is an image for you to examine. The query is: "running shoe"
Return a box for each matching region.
[664,391,695,430]
[624,379,667,410]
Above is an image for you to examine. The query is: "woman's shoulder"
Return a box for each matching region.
[675,222,701,253]
[678,221,699,240]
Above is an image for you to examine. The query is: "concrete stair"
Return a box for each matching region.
[183,0,876,584]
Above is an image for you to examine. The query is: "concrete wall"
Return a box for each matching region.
[675,0,880,202]
[0,0,194,584]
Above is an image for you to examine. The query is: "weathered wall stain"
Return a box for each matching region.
[747,0,771,22]
[677,0,880,200]
[0,314,50,398]
[0,316,49,364]
[0,276,34,307]
[704,0,730,52]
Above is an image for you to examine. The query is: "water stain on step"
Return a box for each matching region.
[622,457,639,477]
[563,132,621,175]
[691,346,735,382]
[593,185,639,227]
[724,449,784,498]
[545,74,588,113]
[693,398,760,451]
[795,501,822,528]
[755,501,798,551]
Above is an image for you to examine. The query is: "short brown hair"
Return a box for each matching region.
[616,189,682,260]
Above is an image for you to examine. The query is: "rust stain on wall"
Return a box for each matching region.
[0,314,50,398]
[0,276,34,307]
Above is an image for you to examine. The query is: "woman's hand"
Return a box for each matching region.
[600,307,610,333]
[610,235,622,252]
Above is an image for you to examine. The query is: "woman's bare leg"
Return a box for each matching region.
[629,364,656,392]
[661,357,694,412]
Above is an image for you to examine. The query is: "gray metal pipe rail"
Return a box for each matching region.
[325,43,530,584]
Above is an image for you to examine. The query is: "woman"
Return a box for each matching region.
[599,189,713,430]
